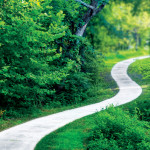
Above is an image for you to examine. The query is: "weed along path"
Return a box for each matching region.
[0,56,149,150]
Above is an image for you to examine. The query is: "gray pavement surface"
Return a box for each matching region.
[0,56,149,150]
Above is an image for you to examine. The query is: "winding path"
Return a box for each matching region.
[0,56,149,150]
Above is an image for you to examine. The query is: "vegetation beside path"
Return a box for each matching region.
[0,49,147,131]
[123,58,150,121]
[35,56,150,150]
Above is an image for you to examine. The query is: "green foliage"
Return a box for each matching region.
[132,58,150,80]
[87,1,150,52]
[0,0,102,117]
[35,107,150,150]
[86,107,150,150]
[0,0,149,120]
[0,0,75,112]
[53,72,91,105]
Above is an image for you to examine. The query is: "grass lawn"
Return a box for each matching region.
[0,49,148,132]
[35,53,150,150]
[120,57,150,121]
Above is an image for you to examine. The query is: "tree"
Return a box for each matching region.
[74,0,149,37]
[0,0,75,109]
[0,0,99,113]
[74,0,109,36]
[85,1,150,51]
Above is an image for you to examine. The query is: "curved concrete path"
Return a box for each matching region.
[0,56,149,150]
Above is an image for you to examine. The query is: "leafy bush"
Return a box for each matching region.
[53,72,91,105]
[0,0,105,118]
[0,0,74,113]
[86,107,150,150]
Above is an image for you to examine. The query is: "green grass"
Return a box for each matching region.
[35,112,98,150]
[0,49,148,132]
[120,57,150,121]
[104,49,148,68]
[35,53,150,150]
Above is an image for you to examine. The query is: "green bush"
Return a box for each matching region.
[53,72,91,105]
[0,0,98,117]
[86,107,150,150]
[0,0,71,109]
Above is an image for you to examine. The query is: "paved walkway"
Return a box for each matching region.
[0,56,149,150]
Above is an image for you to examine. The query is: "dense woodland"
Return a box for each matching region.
[0,0,149,118]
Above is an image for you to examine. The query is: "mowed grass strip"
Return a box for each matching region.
[35,113,98,150]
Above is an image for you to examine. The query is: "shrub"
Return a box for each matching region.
[86,107,150,150]
[53,72,91,105]
[0,0,74,114]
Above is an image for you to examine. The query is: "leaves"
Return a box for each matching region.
[0,0,73,109]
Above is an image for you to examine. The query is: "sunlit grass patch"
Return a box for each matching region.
[104,49,149,67]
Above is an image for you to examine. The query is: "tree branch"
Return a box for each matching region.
[95,1,109,14]
[97,3,105,13]
[75,0,109,37]
[75,0,94,10]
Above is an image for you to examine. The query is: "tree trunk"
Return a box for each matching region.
[75,0,107,37]
[135,33,139,50]
[75,4,94,36]
[76,22,89,36]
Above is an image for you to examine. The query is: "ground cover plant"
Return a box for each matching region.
[35,56,150,150]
